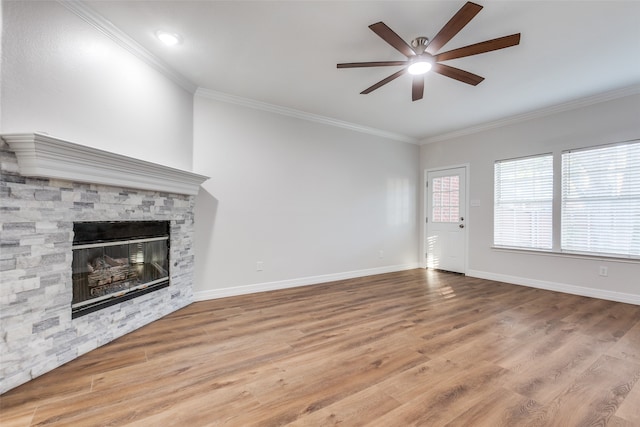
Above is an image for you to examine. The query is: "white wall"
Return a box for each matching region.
[0,0,193,170]
[193,95,420,297]
[420,92,640,303]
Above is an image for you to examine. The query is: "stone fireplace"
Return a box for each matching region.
[0,133,208,394]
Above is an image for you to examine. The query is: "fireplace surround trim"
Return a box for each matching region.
[0,135,199,394]
[1,132,209,195]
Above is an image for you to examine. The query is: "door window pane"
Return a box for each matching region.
[432,175,460,223]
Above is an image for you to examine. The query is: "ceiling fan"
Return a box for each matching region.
[337,1,521,101]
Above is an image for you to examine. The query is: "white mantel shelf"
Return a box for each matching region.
[2,133,209,195]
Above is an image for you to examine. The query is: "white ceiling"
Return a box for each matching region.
[86,0,640,142]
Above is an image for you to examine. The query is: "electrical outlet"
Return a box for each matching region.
[378,250,384,259]
[256,261,264,271]
[599,266,608,277]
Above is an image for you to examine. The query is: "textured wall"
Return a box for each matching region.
[0,0,194,170]
[419,93,640,303]
[0,140,196,393]
[193,95,420,296]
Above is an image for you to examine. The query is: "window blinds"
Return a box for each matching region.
[561,141,640,258]
[494,155,553,249]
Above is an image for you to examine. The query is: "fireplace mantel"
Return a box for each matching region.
[1,132,208,195]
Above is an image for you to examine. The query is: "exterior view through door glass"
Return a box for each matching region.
[426,167,467,273]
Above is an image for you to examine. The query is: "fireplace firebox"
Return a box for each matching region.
[72,221,170,318]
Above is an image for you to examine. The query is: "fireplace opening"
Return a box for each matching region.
[72,221,170,318]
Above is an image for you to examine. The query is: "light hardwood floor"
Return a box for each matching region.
[2,269,640,426]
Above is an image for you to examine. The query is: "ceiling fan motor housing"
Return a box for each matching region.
[411,36,430,54]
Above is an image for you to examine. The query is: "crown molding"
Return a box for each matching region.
[195,88,418,144]
[58,0,197,94]
[2,133,209,195]
[421,84,640,145]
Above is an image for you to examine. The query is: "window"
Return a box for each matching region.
[494,155,553,249]
[432,175,460,223]
[562,141,640,258]
[493,140,640,260]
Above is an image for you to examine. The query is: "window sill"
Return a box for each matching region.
[491,246,640,264]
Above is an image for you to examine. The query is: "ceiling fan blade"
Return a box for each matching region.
[361,68,407,94]
[412,76,424,101]
[426,2,483,55]
[369,22,416,57]
[435,34,521,62]
[432,63,484,86]
[337,60,408,68]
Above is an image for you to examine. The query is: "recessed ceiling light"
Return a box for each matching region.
[156,30,182,46]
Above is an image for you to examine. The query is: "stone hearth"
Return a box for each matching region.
[0,133,208,393]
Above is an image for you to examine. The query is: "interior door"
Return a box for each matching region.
[426,167,467,273]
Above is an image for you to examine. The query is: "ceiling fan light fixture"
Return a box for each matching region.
[156,30,182,46]
[337,2,521,101]
[408,59,433,75]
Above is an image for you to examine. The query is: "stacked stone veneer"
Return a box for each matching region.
[0,140,196,394]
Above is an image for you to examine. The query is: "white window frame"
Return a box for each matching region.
[494,153,554,250]
[492,139,640,262]
[561,140,640,259]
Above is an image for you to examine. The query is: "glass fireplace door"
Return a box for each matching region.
[71,221,169,318]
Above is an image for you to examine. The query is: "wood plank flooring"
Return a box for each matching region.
[2,269,640,426]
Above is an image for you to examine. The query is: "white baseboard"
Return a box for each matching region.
[466,269,640,305]
[194,263,421,301]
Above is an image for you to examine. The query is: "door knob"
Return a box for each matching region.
[459,224,465,228]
